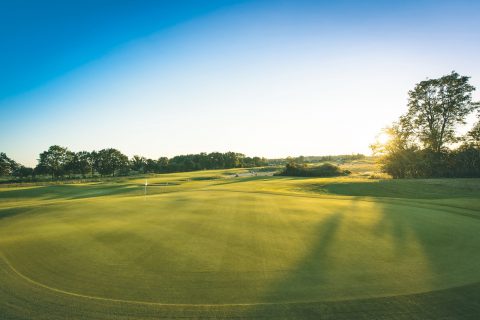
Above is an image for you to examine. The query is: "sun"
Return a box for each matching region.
[376,132,391,145]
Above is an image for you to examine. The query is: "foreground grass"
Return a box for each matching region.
[0,169,479,319]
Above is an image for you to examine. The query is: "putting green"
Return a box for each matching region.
[1,187,479,306]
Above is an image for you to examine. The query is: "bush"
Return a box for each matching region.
[277,163,349,177]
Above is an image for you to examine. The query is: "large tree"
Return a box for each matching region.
[405,71,479,153]
[0,152,18,176]
[465,119,480,147]
[13,166,34,178]
[374,72,480,178]
[145,158,158,173]
[65,151,94,177]
[157,157,169,172]
[94,148,129,176]
[371,119,421,178]
[130,155,147,173]
[37,145,70,178]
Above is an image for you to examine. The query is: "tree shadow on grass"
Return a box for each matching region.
[239,199,480,319]
[0,206,30,221]
[303,179,480,199]
[379,201,480,291]
[212,176,299,187]
[0,184,137,202]
[266,212,344,302]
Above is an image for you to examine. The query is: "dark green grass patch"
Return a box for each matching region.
[304,178,480,199]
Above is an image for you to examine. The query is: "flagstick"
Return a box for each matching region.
[144,179,148,199]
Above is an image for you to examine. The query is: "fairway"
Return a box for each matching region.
[1,172,480,319]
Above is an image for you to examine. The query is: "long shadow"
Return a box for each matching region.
[212,176,299,187]
[0,207,31,221]
[371,204,409,257]
[240,197,480,318]
[371,200,480,276]
[260,212,344,303]
[0,184,137,202]
[303,179,480,199]
[0,184,140,223]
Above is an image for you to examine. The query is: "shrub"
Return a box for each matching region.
[277,163,349,177]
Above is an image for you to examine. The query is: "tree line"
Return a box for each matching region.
[268,154,365,165]
[0,148,268,180]
[372,71,480,178]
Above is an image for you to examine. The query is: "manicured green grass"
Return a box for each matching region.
[1,170,479,319]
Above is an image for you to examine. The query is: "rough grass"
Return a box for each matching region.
[0,168,479,319]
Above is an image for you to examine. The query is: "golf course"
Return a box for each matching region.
[1,164,480,319]
[2,1,480,318]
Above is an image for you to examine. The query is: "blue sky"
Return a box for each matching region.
[1,0,480,166]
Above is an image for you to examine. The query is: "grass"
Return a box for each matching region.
[0,167,479,319]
